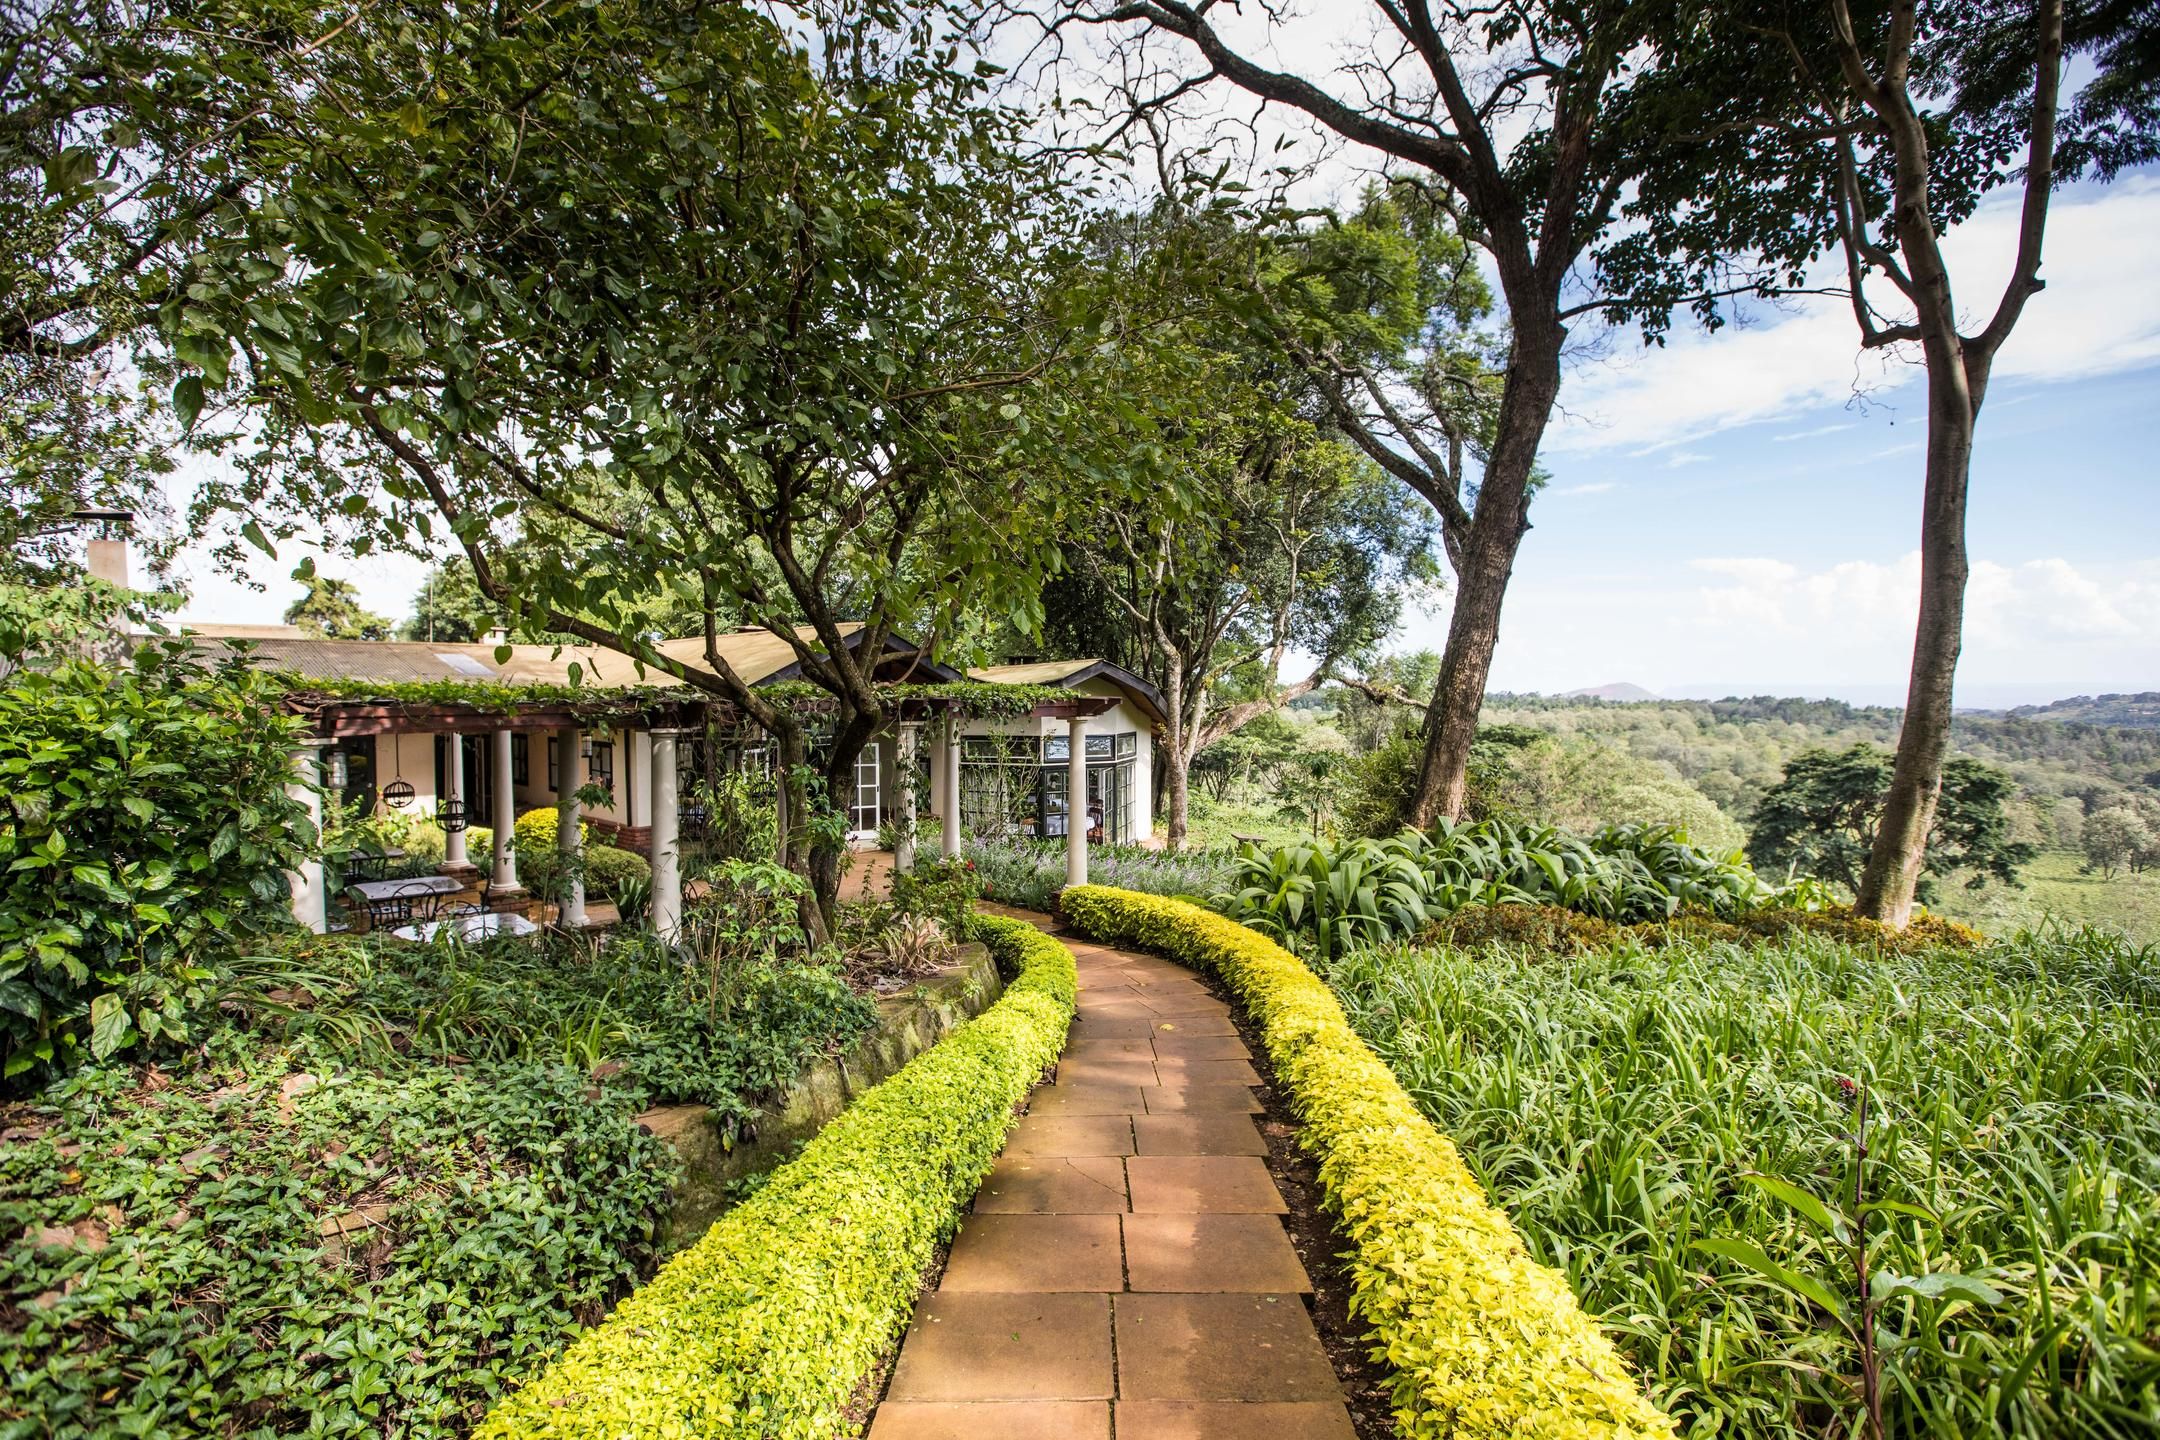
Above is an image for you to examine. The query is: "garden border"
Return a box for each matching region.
[476,913,1074,1439]
[1057,884,1675,1440]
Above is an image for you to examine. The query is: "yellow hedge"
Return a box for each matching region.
[1059,885,1674,1440]
[478,913,1075,1439]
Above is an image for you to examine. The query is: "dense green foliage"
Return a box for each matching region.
[1216,820,1789,963]
[478,911,1076,1438]
[1748,745,2036,896]
[1475,692,2160,836]
[1324,926,2160,1439]
[962,836,1236,912]
[0,642,313,1088]
[1060,887,1672,1440]
[0,920,876,1438]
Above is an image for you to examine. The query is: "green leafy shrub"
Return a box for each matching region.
[1058,885,1672,1440]
[0,914,883,1438]
[1216,818,1789,961]
[477,911,1076,1439]
[963,836,1236,912]
[889,855,982,934]
[1323,926,2160,1439]
[494,807,650,901]
[0,643,314,1088]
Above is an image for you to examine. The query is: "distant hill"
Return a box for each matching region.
[2003,693,2160,729]
[1562,682,1662,702]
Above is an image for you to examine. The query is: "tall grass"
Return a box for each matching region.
[1322,927,2160,1439]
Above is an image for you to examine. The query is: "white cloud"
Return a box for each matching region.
[1548,480,1618,497]
[1664,450,1711,468]
[1402,550,2160,703]
[1773,422,1856,442]
[1550,179,2160,455]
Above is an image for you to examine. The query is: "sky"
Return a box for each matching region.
[158,10,2160,712]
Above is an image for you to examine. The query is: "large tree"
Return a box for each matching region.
[284,573,390,641]
[1620,0,2157,925]
[1037,206,1440,846]
[178,0,1162,925]
[1029,0,1785,829]
[0,0,351,578]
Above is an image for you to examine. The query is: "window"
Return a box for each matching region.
[546,737,559,790]
[511,734,530,785]
[589,740,615,798]
[1115,732,1138,759]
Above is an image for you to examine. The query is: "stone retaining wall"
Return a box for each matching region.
[635,942,1005,1249]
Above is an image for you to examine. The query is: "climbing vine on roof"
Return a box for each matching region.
[271,673,1076,724]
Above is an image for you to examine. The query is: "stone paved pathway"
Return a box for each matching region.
[868,932,1357,1440]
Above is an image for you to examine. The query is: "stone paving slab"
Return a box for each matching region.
[1143,1015,1240,1038]
[886,1292,1114,1401]
[1127,1156,1289,1214]
[1139,1084,1262,1114]
[1131,1114,1269,1156]
[870,1401,1110,1440]
[873,927,1352,1437]
[1006,1114,1136,1156]
[943,1214,1125,1292]
[1122,1214,1311,1293]
[1113,1293,1341,1401]
[1152,1058,1263,1086]
[974,1154,1130,1214]
[1026,1085,1146,1116]
[1114,1401,1358,1440]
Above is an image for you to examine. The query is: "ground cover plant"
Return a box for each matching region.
[0,917,876,1438]
[962,835,1236,911]
[1322,925,2160,1439]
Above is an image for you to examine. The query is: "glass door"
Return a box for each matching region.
[849,743,882,838]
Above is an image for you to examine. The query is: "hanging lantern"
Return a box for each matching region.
[438,797,468,835]
[382,779,416,809]
[324,750,348,791]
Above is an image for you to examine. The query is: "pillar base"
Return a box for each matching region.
[484,885,529,915]
[437,860,481,880]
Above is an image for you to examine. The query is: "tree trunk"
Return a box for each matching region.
[1160,661,1191,849]
[1405,325,1558,828]
[1855,365,1975,924]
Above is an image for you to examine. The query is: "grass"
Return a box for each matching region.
[1321,927,2160,1439]
[1942,848,2160,944]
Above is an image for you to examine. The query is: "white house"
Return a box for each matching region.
[180,624,1166,933]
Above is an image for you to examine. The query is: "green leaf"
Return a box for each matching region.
[172,376,205,431]
[1740,1173,1850,1242]
[241,521,277,558]
[88,991,133,1060]
[1872,1271,2004,1307]
[1693,1238,1850,1324]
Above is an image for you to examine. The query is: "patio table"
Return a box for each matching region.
[391,911,541,944]
[347,874,462,904]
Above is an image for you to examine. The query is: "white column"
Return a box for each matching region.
[490,729,521,895]
[441,733,470,870]
[1066,714,1087,888]
[556,725,586,928]
[894,722,920,874]
[940,719,962,860]
[650,729,684,941]
[287,741,328,933]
